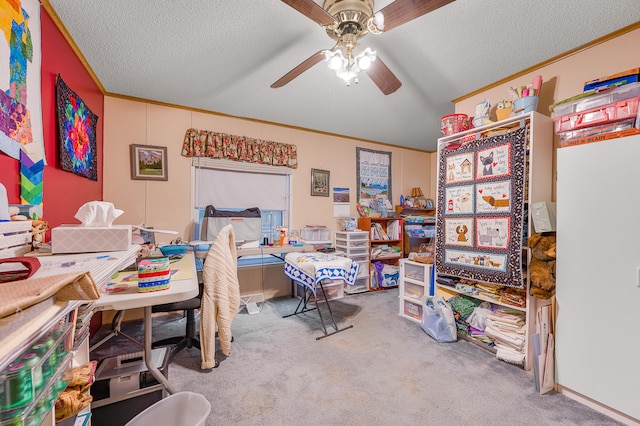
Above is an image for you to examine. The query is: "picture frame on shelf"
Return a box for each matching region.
[130,144,168,181]
[311,168,330,197]
[425,198,434,209]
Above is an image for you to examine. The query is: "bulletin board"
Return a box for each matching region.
[435,126,528,288]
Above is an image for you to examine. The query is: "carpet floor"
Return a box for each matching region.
[90,288,623,426]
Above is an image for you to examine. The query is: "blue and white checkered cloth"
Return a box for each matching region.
[284,252,359,295]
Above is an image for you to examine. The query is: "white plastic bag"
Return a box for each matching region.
[466,301,493,331]
[421,295,457,342]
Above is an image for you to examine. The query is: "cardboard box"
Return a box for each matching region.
[51,224,132,253]
[584,68,640,91]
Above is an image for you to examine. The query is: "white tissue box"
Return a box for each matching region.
[51,225,132,253]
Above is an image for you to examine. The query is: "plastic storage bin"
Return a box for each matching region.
[553,96,640,133]
[345,276,369,294]
[558,118,638,147]
[296,280,344,302]
[403,299,423,321]
[301,226,330,242]
[125,392,211,426]
[551,82,640,118]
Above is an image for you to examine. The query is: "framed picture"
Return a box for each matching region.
[311,168,330,197]
[425,198,435,209]
[130,144,168,181]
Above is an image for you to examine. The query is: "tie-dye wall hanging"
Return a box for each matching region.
[55,74,98,181]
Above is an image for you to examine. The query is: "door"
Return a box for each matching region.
[556,134,640,420]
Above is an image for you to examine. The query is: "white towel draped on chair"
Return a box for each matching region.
[200,224,240,369]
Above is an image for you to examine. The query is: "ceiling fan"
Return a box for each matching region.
[271,0,455,95]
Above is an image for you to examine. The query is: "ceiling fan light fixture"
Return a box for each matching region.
[355,47,376,70]
[336,65,359,85]
[324,49,347,70]
[275,0,453,95]
[325,45,376,85]
[368,11,384,33]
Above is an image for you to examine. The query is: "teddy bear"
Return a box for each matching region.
[31,220,48,249]
[527,232,556,299]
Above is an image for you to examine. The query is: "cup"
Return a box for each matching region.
[513,96,539,115]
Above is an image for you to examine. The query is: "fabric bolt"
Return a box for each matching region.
[200,224,240,369]
[0,271,99,318]
[448,294,481,319]
[495,343,526,364]
[485,319,525,350]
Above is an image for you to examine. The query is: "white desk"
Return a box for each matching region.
[94,252,198,394]
[193,243,316,303]
[236,243,315,258]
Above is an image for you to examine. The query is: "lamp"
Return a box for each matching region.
[410,187,424,197]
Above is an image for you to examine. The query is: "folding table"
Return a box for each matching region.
[94,253,198,394]
[283,252,359,340]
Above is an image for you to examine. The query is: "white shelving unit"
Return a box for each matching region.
[434,112,553,371]
[334,231,370,294]
[398,259,433,323]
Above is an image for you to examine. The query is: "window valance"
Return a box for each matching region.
[181,128,298,169]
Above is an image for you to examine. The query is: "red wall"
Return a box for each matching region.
[0,6,103,228]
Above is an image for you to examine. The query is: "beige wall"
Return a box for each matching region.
[103,97,432,244]
[440,27,640,201]
[102,97,433,301]
[455,27,640,131]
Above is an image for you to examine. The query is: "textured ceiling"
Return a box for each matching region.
[47,0,640,151]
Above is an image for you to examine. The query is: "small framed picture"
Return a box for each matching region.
[425,198,435,209]
[130,144,168,181]
[311,168,330,197]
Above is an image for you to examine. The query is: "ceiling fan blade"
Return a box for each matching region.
[364,57,402,95]
[377,0,455,32]
[271,50,326,88]
[281,0,336,26]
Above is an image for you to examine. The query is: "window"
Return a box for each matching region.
[192,159,291,267]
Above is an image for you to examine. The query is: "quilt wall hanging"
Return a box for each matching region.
[356,147,392,211]
[435,126,528,288]
[55,74,98,180]
[0,0,44,163]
